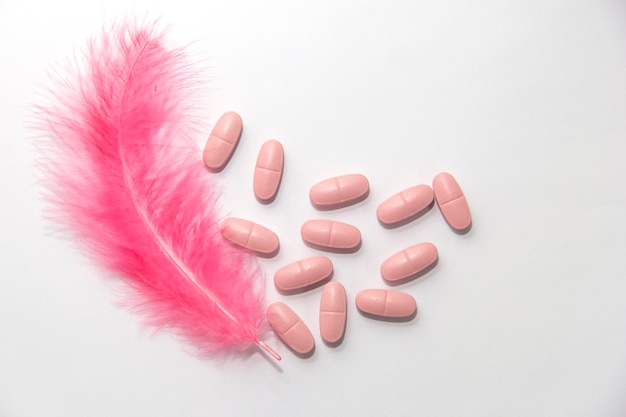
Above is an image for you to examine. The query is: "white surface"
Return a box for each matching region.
[1,1,626,416]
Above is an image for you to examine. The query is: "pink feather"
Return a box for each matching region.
[35,20,279,360]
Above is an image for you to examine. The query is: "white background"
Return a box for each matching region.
[1,1,626,416]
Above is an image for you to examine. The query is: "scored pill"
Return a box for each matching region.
[203,111,243,172]
[220,217,279,257]
[309,174,369,210]
[274,256,333,293]
[381,242,438,284]
[253,140,284,203]
[266,302,315,357]
[319,282,347,345]
[432,172,472,233]
[355,289,417,320]
[376,184,434,227]
[300,219,361,252]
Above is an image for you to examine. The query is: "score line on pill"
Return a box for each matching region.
[356,289,417,321]
[203,111,243,172]
[254,139,284,204]
[301,219,362,253]
[274,256,334,294]
[267,302,315,358]
[309,174,369,210]
[376,184,434,228]
[433,172,472,234]
[381,242,438,285]
[220,217,280,257]
[319,282,347,346]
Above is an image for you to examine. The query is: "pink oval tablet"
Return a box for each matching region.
[355,289,417,320]
[253,140,284,203]
[433,172,472,233]
[203,112,243,172]
[300,219,361,252]
[381,242,438,284]
[309,174,369,210]
[220,217,279,257]
[376,184,434,227]
[274,256,333,293]
[319,282,347,345]
[266,302,315,357]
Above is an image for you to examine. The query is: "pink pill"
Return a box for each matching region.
[274,256,333,294]
[319,282,347,345]
[301,219,361,252]
[355,289,417,320]
[381,242,438,284]
[376,184,434,227]
[433,172,472,233]
[253,140,284,203]
[203,112,243,172]
[309,174,369,210]
[267,302,315,357]
[220,217,279,257]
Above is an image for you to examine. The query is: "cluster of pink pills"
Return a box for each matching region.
[204,111,472,358]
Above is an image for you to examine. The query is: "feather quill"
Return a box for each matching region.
[35,20,279,360]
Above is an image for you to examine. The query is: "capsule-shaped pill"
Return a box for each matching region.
[274,256,333,294]
[319,282,347,345]
[301,219,361,252]
[381,242,438,284]
[355,289,417,320]
[203,112,243,172]
[220,217,279,257]
[253,140,284,203]
[309,174,369,210]
[376,184,434,227]
[266,302,315,357]
[433,172,472,233]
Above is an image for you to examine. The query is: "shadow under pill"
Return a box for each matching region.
[311,190,370,211]
[288,345,316,360]
[255,245,280,259]
[275,273,334,296]
[450,220,472,235]
[322,332,346,348]
[357,309,417,323]
[303,240,362,254]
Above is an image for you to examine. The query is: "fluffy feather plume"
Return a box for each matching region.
[34,20,279,360]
